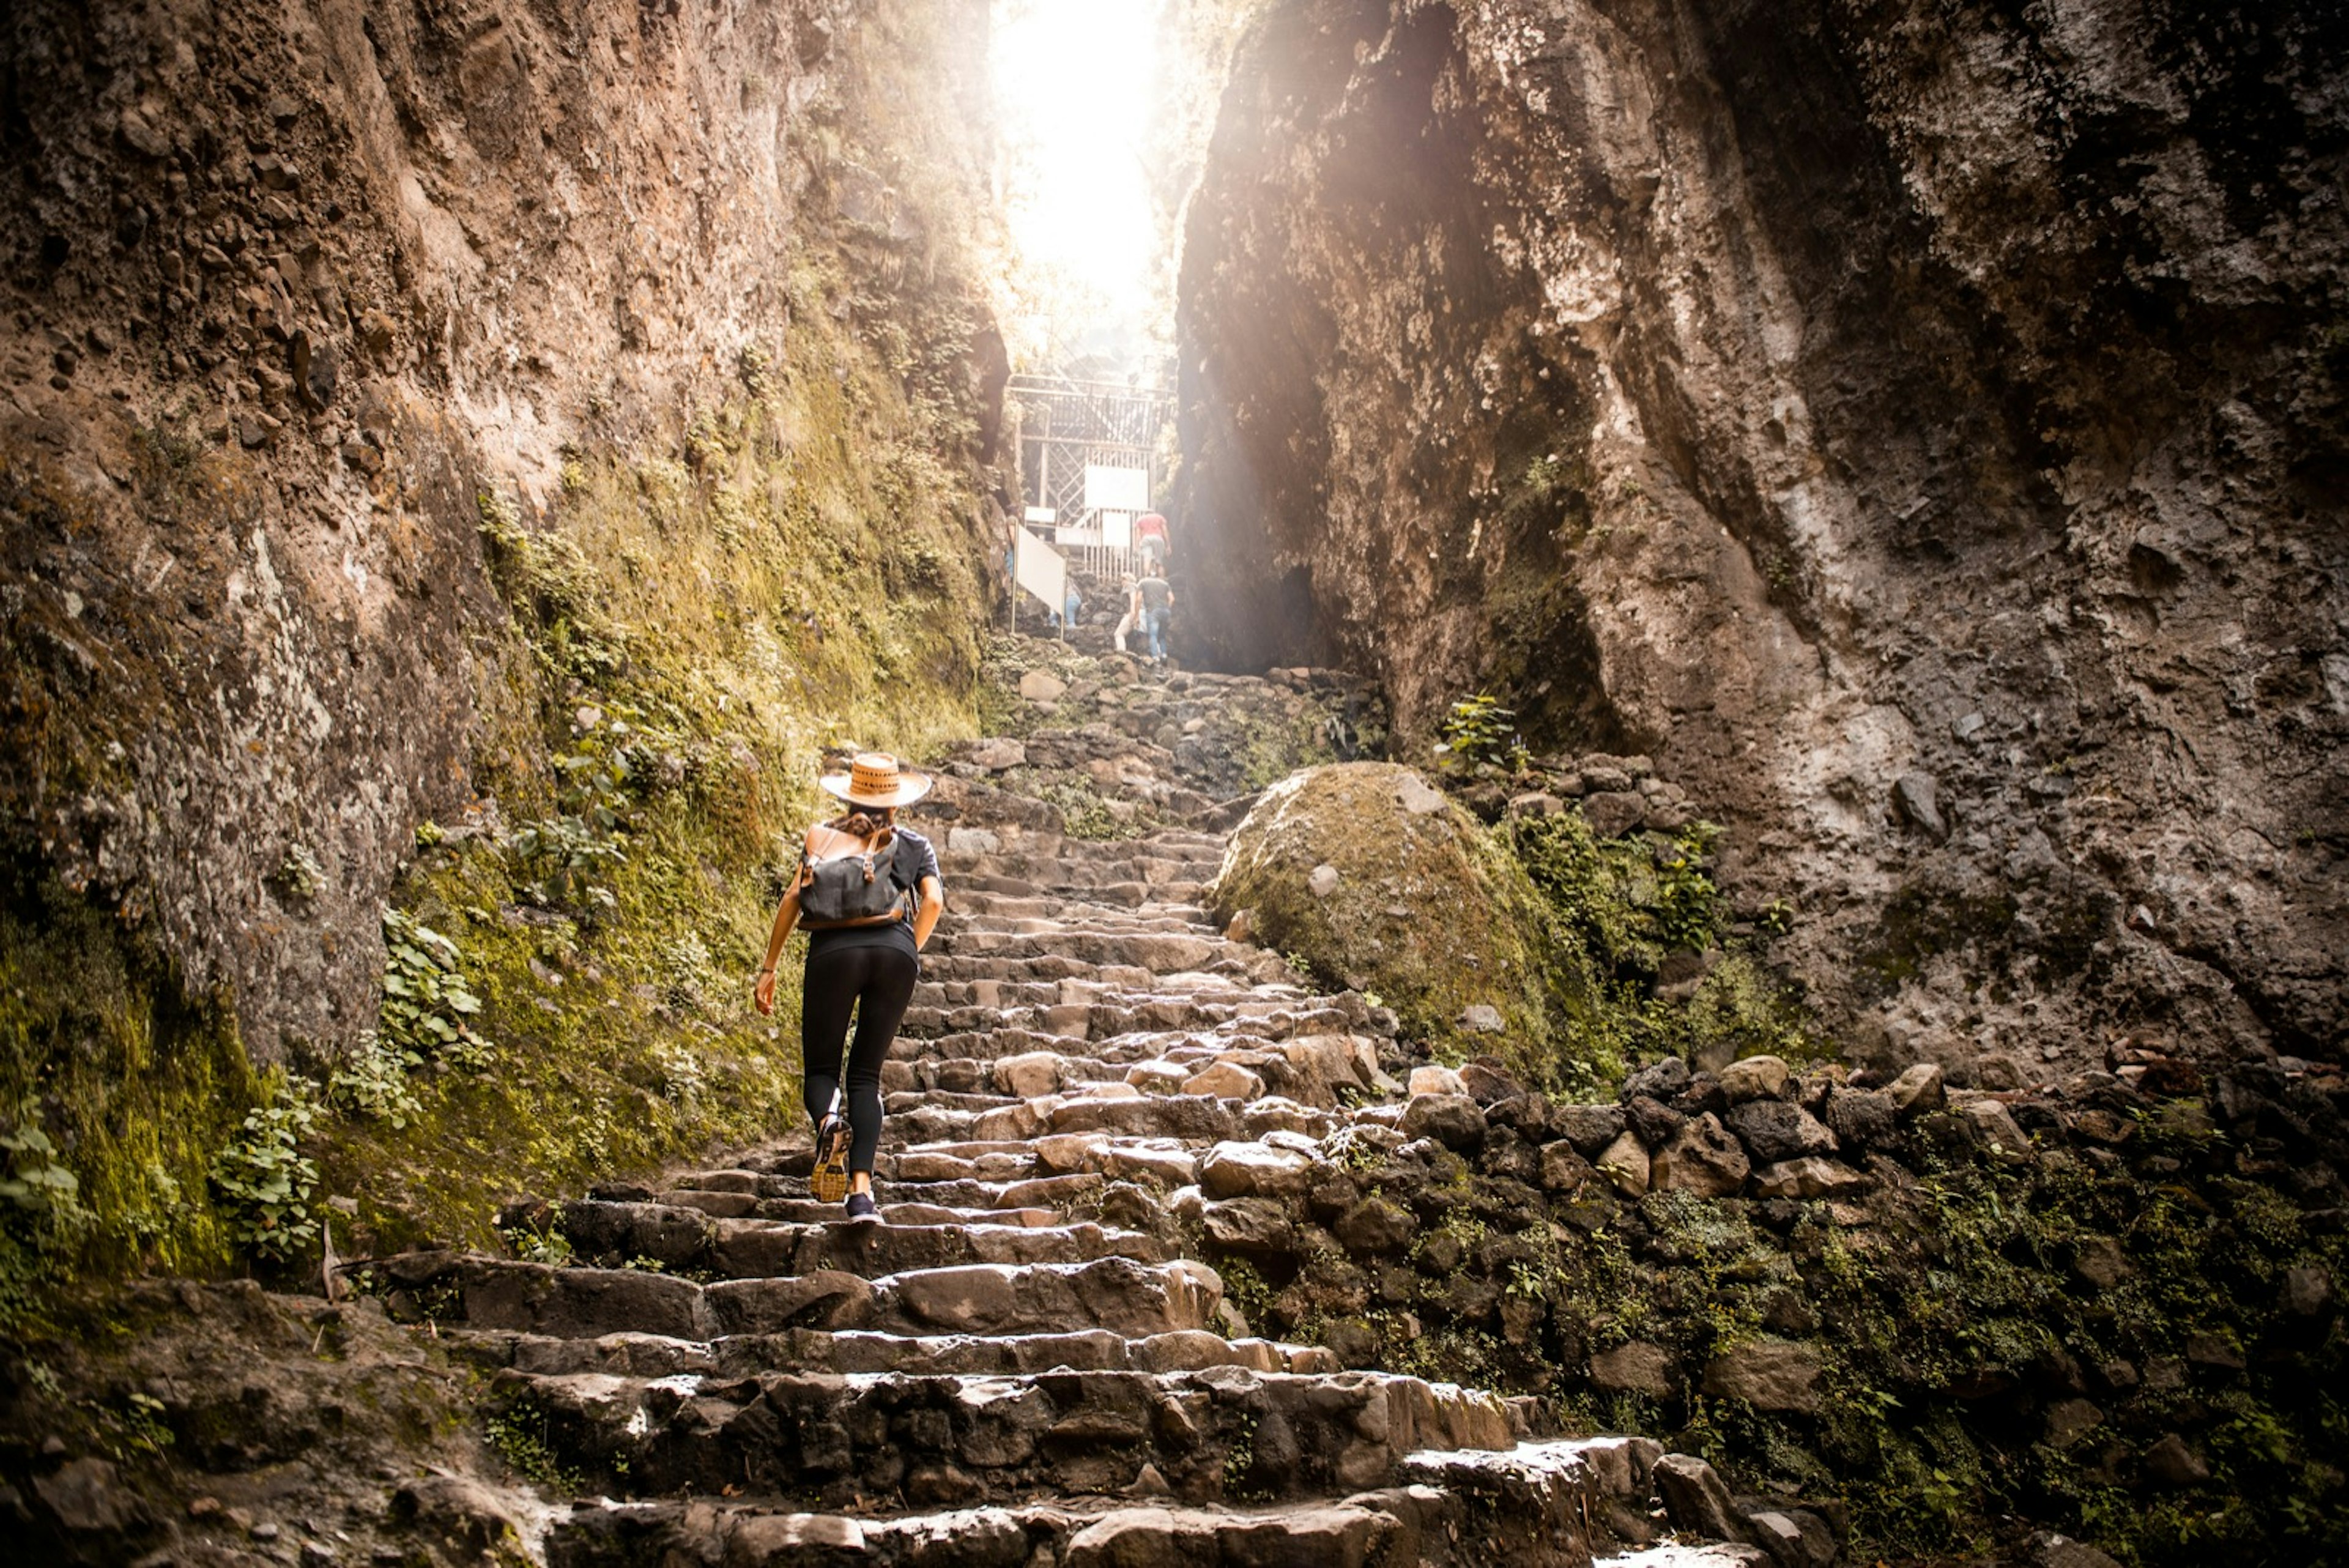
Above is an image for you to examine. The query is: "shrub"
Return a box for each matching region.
[327,1031,423,1128]
[0,1099,86,1230]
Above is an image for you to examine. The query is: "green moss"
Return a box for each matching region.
[1751,1145,2348,1562]
[0,868,261,1309]
[1504,809,1829,1085]
[1231,704,1348,793]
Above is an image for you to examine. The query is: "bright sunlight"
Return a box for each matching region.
[990,0,1167,370]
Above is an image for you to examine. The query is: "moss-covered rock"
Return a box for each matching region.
[1211,764,1574,1078]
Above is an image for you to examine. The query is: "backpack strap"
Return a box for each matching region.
[858,827,896,885]
[798,823,905,897]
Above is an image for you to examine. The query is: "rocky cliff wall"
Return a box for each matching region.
[1173,0,2348,1072]
[0,0,1006,1066]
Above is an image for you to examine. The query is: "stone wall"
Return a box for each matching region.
[0,0,1005,1061]
[1175,1044,2348,1559]
[1171,0,2349,1072]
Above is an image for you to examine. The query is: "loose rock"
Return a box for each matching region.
[1650,1112,1750,1196]
[1702,1339,1824,1413]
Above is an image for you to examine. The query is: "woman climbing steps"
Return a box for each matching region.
[752,754,946,1219]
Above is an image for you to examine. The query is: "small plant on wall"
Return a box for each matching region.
[211,1096,319,1264]
[1435,692,1529,773]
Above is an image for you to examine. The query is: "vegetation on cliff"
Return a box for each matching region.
[1212,752,1822,1096]
[1,221,999,1323]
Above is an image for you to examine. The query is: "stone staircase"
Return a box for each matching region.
[363,641,1778,1567]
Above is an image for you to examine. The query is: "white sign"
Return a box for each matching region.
[1098,511,1134,548]
[1023,505,1057,525]
[1014,527,1066,614]
[1084,464,1150,513]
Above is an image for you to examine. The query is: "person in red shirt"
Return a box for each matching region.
[1135,511,1170,573]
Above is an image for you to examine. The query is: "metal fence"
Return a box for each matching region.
[1009,374,1170,533]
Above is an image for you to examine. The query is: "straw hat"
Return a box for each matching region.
[818,751,933,809]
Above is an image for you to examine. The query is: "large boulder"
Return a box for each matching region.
[1212,764,1570,1068]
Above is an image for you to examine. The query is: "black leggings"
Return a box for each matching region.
[801,942,919,1175]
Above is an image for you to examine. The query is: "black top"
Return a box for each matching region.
[1139,576,1173,612]
[804,824,940,963]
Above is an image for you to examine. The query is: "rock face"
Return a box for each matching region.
[1209,762,1566,1063]
[0,0,1006,1059]
[1174,0,2349,1069]
[4,644,1784,1566]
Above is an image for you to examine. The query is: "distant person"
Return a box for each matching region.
[1060,584,1083,628]
[1137,568,1174,663]
[1113,574,1140,654]
[1135,511,1170,573]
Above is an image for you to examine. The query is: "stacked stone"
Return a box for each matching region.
[938,641,1386,834]
[357,636,1779,1568]
[1247,1044,2338,1563]
[1469,751,1699,838]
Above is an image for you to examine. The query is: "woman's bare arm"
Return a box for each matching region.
[753,883,803,1016]
[912,875,945,952]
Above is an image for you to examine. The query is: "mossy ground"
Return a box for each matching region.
[1240,1112,2346,1566]
[0,207,999,1307]
[1508,808,1826,1088]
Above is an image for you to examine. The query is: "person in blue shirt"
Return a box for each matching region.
[1137,570,1174,662]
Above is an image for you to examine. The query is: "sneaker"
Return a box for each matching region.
[809,1113,850,1204]
[844,1191,879,1222]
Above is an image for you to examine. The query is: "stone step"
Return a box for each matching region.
[950,890,1213,923]
[939,909,1214,938]
[456,1323,1339,1381]
[908,978,1064,1011]
[753,1198,1067,1228]
[886,1051,1125,1096]
[497,1199,1163,1278]
[900,1015,1349,1068]
[881,1089,1355,1152]
[883,1088,1022,1117]
[868,1171,1113,1211]
[899,995,1355,1044]
[946,845,1218,879]
[915,953,1161,984]
[543,1443,1609,1567]
[960,823,1226,854]
[654,1164,1116,1220]
[927,929,1234,974]
[367,1252,1222,1340]
[493,1364,1518,1510]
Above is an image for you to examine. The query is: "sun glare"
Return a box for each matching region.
[992,0,1165,364]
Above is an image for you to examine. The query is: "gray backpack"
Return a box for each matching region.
[797,828,909,928]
